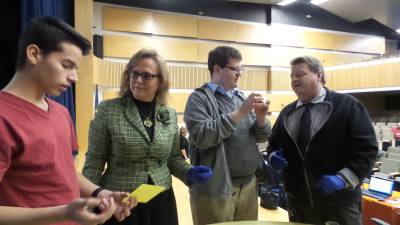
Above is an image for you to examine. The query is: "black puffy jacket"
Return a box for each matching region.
[267,88,378,208]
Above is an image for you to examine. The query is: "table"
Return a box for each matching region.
[209,221,310,225]
[362,195,400,225]
[362,184,400,225]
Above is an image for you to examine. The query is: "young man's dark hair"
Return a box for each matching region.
[16,16,91,70]
[207,46,242,75]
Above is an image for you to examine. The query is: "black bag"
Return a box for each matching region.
[259,185,279,209]
[255,150,275,184]
[260,183,286,210]
[258,150,287,210]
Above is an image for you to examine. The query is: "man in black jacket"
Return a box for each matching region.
[267,56,378,225]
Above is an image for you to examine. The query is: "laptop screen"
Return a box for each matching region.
[369,177,395,195]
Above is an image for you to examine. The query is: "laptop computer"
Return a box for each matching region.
[362,176,395,200]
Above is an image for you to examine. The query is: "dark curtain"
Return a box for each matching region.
[95,84,99,107]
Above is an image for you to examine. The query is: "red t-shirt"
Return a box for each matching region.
[392,127,400,139]
[0,91,80,225]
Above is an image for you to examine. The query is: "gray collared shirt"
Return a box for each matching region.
[296,87,326,108]
[207,82,243,99]
[287,87,330,142]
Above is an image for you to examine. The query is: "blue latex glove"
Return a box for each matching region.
[315,175,346,194]
[187,166,213,184]
[269,149,288,170]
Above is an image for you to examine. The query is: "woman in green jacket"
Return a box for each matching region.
[82,49,213,225]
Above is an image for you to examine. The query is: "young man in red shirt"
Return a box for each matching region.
[0,16,135,225]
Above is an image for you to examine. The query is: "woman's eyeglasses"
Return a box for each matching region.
[129,71,159,80]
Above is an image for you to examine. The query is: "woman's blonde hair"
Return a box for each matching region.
[119,49,170,105]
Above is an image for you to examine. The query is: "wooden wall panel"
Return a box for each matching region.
[153,13,197,38]
[239,69,269,91]
[104,35,198,62]
[270,25,385,54]
[75,0,94,168]
[95,60,125,87]
[237,45,270,66]
[168,65,209,89]
[95,59,270,91]
[197,42,234,63]
[270,69,292,91]
[360,37,385,55]
[101,7,385,54]
[93,56,103,86]
[198,18,237,42]
[103,7,153,33]
[389,63,400,84]
[266,93,298,112]
[236,23,269,44]
[326,61,400,90]
[103,89,119,100]
[331,34,358,52]
[303,31,334,50]
[99,6,396,93]
[168,92,190,113]
[103,34,375,67]
[269,25,304,47]
[268,46,302,67]
[154,38,198,62]
[269,46,374,67]
[103,35,152,58]
[306,50,373,66]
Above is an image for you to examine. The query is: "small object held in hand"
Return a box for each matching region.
[93,206,101,214]
[122,184,165,204]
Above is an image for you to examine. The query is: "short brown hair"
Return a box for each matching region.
[119,49,170,105]
[208,46,242,76]
[291,56,326,85]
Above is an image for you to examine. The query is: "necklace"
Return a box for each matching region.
[137,107,154,128]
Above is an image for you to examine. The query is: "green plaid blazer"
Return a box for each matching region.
[82,96,191,192]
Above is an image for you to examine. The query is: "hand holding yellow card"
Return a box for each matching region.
[122,184,165,204]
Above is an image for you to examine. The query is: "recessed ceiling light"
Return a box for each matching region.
[310,0,330,5]
[278,0,297,6]
[306,14,312,19]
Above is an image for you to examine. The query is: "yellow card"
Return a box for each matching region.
[122,184,165,204]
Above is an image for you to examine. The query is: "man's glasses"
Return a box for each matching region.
[225,65,244,76]
[129,71,159,80]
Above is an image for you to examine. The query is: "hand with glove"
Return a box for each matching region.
[269,149,288,170]
[315,175,346,194]
[187,165,213,184]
